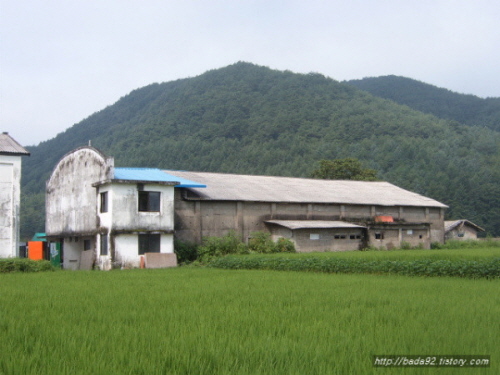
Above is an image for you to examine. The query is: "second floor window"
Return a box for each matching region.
[100,192,108,213]
[138,191,161,212]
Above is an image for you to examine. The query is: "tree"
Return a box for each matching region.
[310,158,378,181]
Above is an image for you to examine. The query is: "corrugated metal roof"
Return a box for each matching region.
[0,132,30,155]
[445,220,485,232]
[114,168,206,188]
[266,220,366,230]
[165,170,447,208]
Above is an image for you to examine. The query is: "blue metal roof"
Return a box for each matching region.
[114,168,206,188]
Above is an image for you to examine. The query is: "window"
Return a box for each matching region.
[375,232,384,240]
[310,234,320,240]
[84,240,91,250]
[138,234,161,255]
[100,192,108,213]
[138,191,161,212]
[100,235,108,256]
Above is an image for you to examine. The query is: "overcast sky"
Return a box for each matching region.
[1,0,499,146]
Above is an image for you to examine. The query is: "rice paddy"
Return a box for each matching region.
[1,266,498,374]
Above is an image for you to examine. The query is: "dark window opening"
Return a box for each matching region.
[100,192,108,213]
[84,240,91,250]
[375,232,384,240]
[138,191,161,212]
[100,235,108,256]
[139,234,161,255]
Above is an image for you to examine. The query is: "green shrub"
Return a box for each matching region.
[440,239,500,249]
[208,254,500,279]
[248,231,276,253]
[274,237,296,253]
[198,231,248,261]
[0,258,56,273]
[431,242,443,249]
[174,239,199,264]
[248,232,296,253]
[400,241,412,250]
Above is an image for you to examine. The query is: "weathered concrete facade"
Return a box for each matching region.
[46,147,179,270]
[174,193,445,250]
[0,133,30,258]
[445,220,484,240]
[170,170,447,251]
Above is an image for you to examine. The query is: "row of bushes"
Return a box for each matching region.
[0,258,57,273]
[208,254,500,279]
[432,239,500,249]
[175,231,295,263]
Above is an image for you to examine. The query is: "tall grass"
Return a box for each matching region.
[1,268,498,374]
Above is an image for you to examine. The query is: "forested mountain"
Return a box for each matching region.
[345,75,500,131]
[21,62,500,238]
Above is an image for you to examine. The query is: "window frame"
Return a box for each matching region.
[138,191,161,212]
[100,191,108,213]
[138,233,161,255]
[100,235,108,256]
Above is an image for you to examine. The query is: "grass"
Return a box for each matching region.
[1,267,498,374]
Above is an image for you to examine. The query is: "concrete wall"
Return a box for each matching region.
[0,155,22,258]
[368,226,430,249]
[446,226,479,240]
[61,236,95,270]
[174,189,445,250]
[47,147,176,270]
[46,147,113,237]
[98,183,175,232]
[269,226,364,252]
[96,182,175,269]
[110,233,174,269]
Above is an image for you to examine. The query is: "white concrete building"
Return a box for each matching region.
[45,147,204,270]
[0,132,30,258]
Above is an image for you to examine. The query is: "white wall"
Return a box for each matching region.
[96,182,175,269]
[112,233,174,269]
[46,147,113,236]
[107,183,175,231]
[0,155,22,258]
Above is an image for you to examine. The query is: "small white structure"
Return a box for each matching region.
[45,147,204,270]
[0,132,30,258]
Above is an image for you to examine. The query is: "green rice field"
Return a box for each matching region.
[1,264,498,374]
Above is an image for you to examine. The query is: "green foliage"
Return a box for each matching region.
[198,231,296,262]
[248,231,296,253]
[173,239,199,264]
[440,239,500,249]
[0,258,56,273]
[346,75,500,132]
[248,231,275,253]
[310,158,377,180]
[197,230,248,261]
[20,62,500,237]
[1,269,498,374]
[274,237,296,253]
[209,251,500,279]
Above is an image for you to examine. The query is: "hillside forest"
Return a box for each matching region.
[20,62,500,238]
